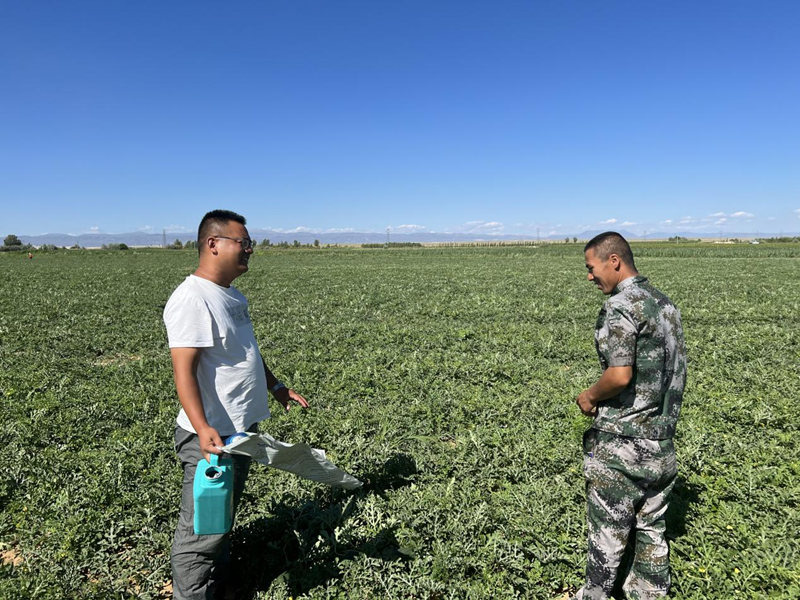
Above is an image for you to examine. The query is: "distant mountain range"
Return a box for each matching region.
[16,229,796,248]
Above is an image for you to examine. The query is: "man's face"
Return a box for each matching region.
[214,221,253,278]
[584,248,619,295]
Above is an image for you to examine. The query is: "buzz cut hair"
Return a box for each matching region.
[197,209,247,254]
[584,231,636,269]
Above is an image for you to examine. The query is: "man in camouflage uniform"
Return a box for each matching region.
[572,232,686,600]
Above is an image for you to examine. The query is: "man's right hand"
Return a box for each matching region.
[197,426,224,461]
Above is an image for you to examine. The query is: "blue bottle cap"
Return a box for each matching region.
[224,432,249,446]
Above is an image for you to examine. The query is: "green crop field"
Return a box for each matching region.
[1,244,798,599]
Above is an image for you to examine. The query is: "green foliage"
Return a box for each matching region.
[0,235,33,252]
[0,247,798,598]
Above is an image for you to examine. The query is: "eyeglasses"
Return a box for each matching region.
[213,236,254,250]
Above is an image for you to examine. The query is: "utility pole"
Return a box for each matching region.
[385,227,390,248]
[537,227,540,245]
[162,229,167,248]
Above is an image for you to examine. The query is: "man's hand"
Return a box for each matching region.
[575,366,633,418]
[273,387,310,411]
[197,426,224,461]
[576,390,598,417]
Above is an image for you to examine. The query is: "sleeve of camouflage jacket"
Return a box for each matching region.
[603,305,638,367]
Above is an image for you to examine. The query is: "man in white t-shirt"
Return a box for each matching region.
[164,209,309,600]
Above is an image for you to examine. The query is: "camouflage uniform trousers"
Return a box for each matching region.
[575,428,677,600]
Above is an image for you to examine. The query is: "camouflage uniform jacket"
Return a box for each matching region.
[593,275,686,439]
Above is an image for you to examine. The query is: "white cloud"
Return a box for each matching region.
[392,224,428,232]
[324,227,357,233]
[662,220,674,225]
[795,209,800,218]
[714,218,727,225]
[138,225,154,232]
[679,217,696,224]
[165,224,190,233]
[730,211,754,218]
[457,220,505,234]
[599,218,617,224]
[620,221,636,226]
[272,226,322,234]
[708,212,726,217]
[90,226,100,233]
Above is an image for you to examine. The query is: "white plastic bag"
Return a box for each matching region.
[218,432,363,489]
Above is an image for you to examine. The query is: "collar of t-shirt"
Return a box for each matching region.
[190,273,236,293]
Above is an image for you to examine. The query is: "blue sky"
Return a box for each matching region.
[2,1,799,237]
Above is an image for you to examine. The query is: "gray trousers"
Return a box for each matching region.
[171,425,255,600]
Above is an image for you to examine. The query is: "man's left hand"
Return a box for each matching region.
[274,387,310,411]
[576,390,597,417]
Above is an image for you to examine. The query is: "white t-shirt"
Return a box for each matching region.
[163,274,270,435]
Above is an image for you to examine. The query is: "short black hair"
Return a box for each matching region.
[584,231,636,269]
[197,210,247,253]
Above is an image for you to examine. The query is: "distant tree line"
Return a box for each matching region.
[1,234,34,252]
[756,236,800,243]
[428,240,571,248]
[167,239,198,250]
[256,239,323,249]
[361,242,423,248]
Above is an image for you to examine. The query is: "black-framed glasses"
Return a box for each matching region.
[213,235,254,250]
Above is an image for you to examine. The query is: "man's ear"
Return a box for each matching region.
[609,253,621,270]
[206,236,218,255]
